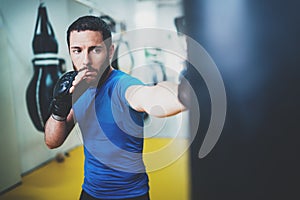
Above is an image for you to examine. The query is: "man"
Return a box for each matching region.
[45,16,185,200]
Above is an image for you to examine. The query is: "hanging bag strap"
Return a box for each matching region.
[32,3,58,54]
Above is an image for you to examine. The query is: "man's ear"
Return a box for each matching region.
[109,45,115,60]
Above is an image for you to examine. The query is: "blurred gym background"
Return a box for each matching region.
[1,0,300,200]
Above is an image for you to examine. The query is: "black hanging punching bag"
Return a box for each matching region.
[184,0,300,199]
[26,3,65,132]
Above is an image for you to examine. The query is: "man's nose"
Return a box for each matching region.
[83,50,91,66]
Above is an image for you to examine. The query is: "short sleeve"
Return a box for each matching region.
[116,74,144,107]
[110,72,145,132]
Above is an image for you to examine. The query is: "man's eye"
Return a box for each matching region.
[92,48,102,54]
[72,49,81,54]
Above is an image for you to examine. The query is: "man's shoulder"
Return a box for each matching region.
[113,70,144,86]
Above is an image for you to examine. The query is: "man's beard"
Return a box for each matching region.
[72,56,111,87]
[95,57,111,88]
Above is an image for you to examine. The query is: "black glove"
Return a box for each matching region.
[50,71,78,121]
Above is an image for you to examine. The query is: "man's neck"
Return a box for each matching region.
[97,66,114,88]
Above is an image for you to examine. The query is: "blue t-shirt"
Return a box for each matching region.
[73,70,149,199]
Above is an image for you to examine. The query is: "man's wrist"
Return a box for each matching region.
[51,114,66,121]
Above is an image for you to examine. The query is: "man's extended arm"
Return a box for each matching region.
[125,81,186,118]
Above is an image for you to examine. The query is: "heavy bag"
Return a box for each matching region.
[26,58,65,131]
[26,3,65,131]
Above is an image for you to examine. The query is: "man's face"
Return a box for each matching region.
[69,30,113,85]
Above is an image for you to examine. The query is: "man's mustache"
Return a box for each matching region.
[78,66,99,73]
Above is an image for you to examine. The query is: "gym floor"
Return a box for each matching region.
[0,138,190,200]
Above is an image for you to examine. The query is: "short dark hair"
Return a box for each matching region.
[67,15,112,49]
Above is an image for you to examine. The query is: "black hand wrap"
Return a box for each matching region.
[50,71,78,120]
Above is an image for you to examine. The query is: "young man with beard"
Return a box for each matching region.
[45,16,185,200]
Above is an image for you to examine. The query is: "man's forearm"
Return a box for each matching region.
[44,111,75,149]
[126,82,186,118]
[151,82,186,117]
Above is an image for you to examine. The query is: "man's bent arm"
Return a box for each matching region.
[44,109,75,149]
[126,81,186,118]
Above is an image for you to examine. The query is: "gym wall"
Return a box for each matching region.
[0,0,83,192]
